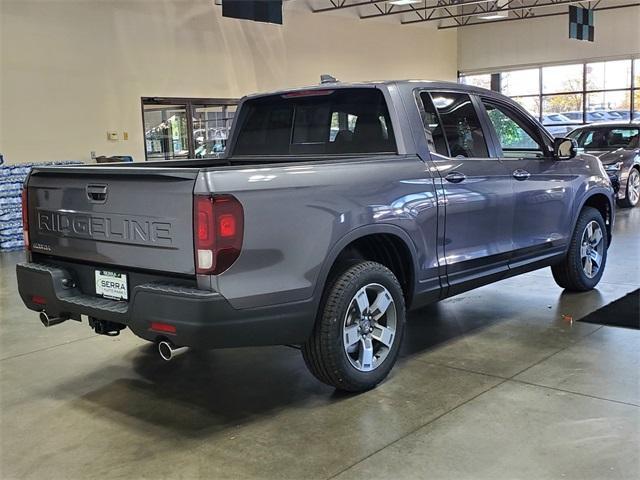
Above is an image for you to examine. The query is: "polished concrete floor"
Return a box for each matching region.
[1,208,638,480]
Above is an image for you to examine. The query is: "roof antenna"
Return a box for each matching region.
[320,74,338,84]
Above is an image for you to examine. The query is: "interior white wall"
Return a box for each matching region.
[0,0,457,165]
[458,6,640,73]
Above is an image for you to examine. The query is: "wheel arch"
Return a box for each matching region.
[312,225,420,311]
[575,190,614,247]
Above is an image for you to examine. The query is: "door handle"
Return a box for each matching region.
[512,169,530,181]
[444,171,466,184]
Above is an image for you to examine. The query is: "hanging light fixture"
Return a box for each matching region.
[477,0,509,20]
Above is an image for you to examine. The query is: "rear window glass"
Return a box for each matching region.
[232,88,396,156]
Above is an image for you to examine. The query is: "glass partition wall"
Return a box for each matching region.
[460,58,639,136]
[142,97,237,161]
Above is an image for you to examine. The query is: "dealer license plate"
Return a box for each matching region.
[95,270,128,301]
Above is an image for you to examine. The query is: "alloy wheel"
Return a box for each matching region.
[580,220,604,279]
[342,283,397,372]
[627,169,639,206]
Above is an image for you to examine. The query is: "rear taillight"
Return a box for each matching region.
[194,195,244,275]
[150,322,176,334]
[31,295,46,305]
[21,188,30,250]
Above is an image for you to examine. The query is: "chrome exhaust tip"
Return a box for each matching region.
[39,311,69,328]
[158,340,188,361]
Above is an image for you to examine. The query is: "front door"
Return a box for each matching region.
[418,91,514,295]
[479,98,575,270]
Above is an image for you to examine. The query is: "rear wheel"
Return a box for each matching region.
[302,261,406,392]
[551,207,607,291]
[618,167,639,208]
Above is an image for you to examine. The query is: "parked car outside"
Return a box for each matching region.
[543,113,572,124]
[561,111,584,123]
[604,111,626,121]
[542,113,576,137]
[586,111,609,123]
[568,122,640,207]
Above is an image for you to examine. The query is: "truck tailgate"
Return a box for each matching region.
[26,167,198,275]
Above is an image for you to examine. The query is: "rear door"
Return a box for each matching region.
[27,166,198,275]
[479,98,575,269]
[417,90,514,295]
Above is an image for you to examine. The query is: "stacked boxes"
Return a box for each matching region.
[0,160,82,252]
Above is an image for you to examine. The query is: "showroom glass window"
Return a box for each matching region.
[501,68,542,123]
[459,74,492,90]
[232,89,396,156]
[142,98,237,161]
[541,63,583,137]
[459,57,640,136]
[635,59,640,121]
[586,60,632,124]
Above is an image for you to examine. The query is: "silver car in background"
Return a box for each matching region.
[569,122,640,208]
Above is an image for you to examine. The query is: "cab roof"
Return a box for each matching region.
[242,79,504,101]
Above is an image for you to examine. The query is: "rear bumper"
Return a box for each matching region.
[16,262,315,348]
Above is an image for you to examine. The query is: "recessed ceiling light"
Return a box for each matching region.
[477,13,509,19]
[388,0,421,6]
[476,0,508,20]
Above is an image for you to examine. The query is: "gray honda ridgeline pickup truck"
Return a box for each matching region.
[17,80,615,391]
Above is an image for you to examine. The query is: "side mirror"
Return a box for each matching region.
[554,137,578,160]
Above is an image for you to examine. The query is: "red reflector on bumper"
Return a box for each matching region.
[150,322,176,334]
[31,295,46,305]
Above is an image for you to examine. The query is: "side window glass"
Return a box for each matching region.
[419,92,448,156]
[329,112,358,143]
[430,92,489,158]
[579,131,595,148]
[483,101,545,158]
[378,115,389,140]
[347,114,357,132]
[329,112,340,142]
[609,128,639,148]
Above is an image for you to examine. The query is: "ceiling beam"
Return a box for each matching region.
[313,0,389,13]
[385,1,530,24]
[402,0,614,24]
[360,0,501,19]
[436,2,639,28]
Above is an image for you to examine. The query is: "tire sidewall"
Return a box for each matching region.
[570,209,608,289]
[626,168,639,207]
[327,264,406,389]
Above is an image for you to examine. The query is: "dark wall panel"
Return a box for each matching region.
[222,1,283,25]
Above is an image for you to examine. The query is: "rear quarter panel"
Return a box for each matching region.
[197,156,439,309]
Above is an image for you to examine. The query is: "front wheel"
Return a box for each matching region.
[551,206,608,291]
[618,168,639,208]
[302,261,406,392]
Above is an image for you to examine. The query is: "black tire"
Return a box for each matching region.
[302,261,406,392]
[551,206,608,291]
[617,167,639,208]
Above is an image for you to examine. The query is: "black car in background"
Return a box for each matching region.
[568,122,640,208]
